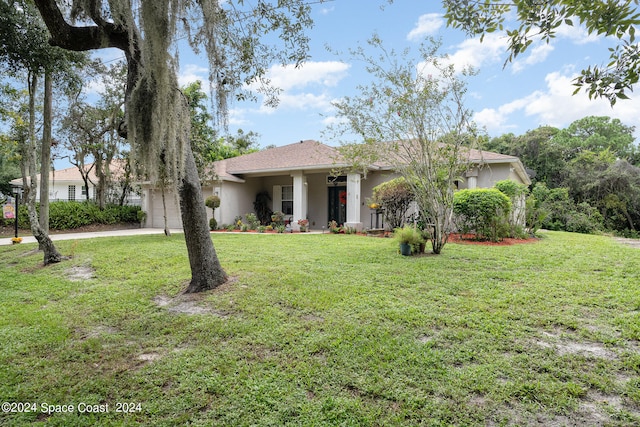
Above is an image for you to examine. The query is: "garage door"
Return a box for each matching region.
[150,189,183,229]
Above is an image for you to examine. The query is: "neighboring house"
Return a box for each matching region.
[140,139,531,231]
[10,160,141,205]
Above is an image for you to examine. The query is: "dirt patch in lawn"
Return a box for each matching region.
[534,331,618,360]
[615,237,640,248]
[154,294,229,317]
[66,265,96,282]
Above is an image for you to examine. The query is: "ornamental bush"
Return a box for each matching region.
[453,188,512,241]
[371,177,414,229]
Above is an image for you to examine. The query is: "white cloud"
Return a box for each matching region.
[258,92,334,114]
[447,33,510,72]
[555,22,601,45]
[415,33,509,80]
[178,64,209,87]
[265,61,350,91]
[228,108,250,126]
[319,6,334,15]
[511,43,554,73]
[407,13,443,41]
[474,70,640,135]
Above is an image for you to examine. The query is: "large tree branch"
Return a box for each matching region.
[33,0,129,52]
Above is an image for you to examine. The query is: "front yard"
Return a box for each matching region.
[0,231,639,426]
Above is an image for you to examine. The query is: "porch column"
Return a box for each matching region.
[140,187,151,228]
[345,173,363,231]
[466,168,478,189]
[291,171,307,231]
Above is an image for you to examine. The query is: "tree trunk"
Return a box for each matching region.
[39,70,52,238]
[161,182,171,237]
[180,142,227,293]
[25,72,62,265]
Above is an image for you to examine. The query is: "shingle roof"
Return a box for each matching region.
[221,140,342,175]
[208,139,530,184]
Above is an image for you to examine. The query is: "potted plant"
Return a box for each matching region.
[394,225,423,256]
[297,218,309,232]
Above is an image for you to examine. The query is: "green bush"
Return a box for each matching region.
[16,201,141,230]
[371,177,414,229]
[205,195,221,210]
[533,183,603,234]
[453,188,512,241]
[209,217,217,230]
[245,212,259,230]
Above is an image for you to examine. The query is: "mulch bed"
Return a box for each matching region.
[448,233,539,246]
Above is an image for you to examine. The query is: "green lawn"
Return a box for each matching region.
[1,231,639,426]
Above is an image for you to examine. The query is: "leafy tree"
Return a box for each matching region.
[532,183,603,234]
[0,84,22,196]
[32,0,314,291]
[370,177,414,229]
[0,0,84,264]
[553,116,638,163]
[487,126,566,188]
[443,0,640,104]
[329,36,479,254]
[182,80,218,179]
[566,150,640,233]
[61,61,127,209]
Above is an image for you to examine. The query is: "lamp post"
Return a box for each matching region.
[11,186,23,239]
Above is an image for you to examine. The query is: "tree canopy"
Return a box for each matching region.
[442,0,640,104]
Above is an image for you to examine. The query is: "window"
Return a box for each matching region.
[281,185,293,215]
[68,185,76,201]
[81,186,88,197]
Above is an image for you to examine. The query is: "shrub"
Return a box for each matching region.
[209,217,217,230]
[533,183,603,234]
[271,211,285,227]
[495,179,530,236]
[453,188,512,241]
[253,191,272,225]
[371,177,413,229]
[17,201,141,230]
[565,203,603,234]
[205,195,221,210]
[245,212,259,230]
[394,225,424,255]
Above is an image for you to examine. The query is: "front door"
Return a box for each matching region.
[328,186,347,225]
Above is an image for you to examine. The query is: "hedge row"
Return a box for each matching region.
[4,202,141,230]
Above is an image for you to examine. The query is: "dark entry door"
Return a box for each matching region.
[328,186,347,225]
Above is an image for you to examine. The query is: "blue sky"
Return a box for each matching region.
[81,0,640,161]
[174,0,639,150]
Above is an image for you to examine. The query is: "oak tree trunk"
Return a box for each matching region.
[24,72,62,265]
[179,141,227,293]
[39,70,52,237]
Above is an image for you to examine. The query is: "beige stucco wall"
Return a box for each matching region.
[146,162,528,231]
[477,163,522,188]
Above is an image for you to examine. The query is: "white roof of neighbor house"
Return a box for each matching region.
[211,139,531,185]
[10,160,128,186]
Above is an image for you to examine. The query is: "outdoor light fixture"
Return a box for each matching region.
[11,185,23,239]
